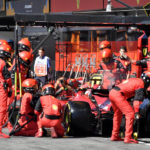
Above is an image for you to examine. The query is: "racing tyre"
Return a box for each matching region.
[63,101,95,136]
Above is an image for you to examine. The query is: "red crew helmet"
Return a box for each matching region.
[19,51,32,67]
[0,44,12,58]
[18,38,31,52]
[42,84,55,96]
[99,40,111,50]
[102,48,112,59]
[0,40,9,45]
[22,78,38,92]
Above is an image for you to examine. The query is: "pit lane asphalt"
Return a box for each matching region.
[1,129,150,150]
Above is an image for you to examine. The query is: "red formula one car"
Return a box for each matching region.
[63,73,114,136]
[62,72,150,138]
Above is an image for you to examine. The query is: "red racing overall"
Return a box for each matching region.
[35,95,64,137]
[0,58,11,138]
[14,93,38,136]
[109,78,144,143]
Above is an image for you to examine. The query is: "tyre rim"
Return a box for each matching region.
[65,104,71,134]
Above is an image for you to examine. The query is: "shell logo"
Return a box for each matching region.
[52,104,58,111]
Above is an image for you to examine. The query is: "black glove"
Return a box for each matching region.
[8,89,12,97]
[3,82,8,91]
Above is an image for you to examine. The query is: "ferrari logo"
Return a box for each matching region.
[77,0,80,9]
[137,0,140,5]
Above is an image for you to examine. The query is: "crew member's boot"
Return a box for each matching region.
[35,128,43,137]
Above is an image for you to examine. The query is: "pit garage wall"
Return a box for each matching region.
[4,0,150,14]
[106,0,150,9]
[54,27,143,78]
[51,0,150,12]
[0,31,14,41]
[51,0,102,12]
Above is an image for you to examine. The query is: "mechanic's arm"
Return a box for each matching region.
[132,59,147,67]
[126,73,130,80]
[34,98,42,115]
[54,77,64,89]
[133,88,145,118]
[55,87,64,96]
[126,63,131,79]
[66,85,73,91]
[2,65,12,88]
[111,59,121,73]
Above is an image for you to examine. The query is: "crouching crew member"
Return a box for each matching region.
[13,79,39,136]
[34,84,64,138]
[0,44,12,138]
[109,72,150,144]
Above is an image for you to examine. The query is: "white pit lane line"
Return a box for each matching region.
[138,140,150,145]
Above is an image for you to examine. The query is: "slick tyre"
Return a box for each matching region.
[64,101,94,136]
